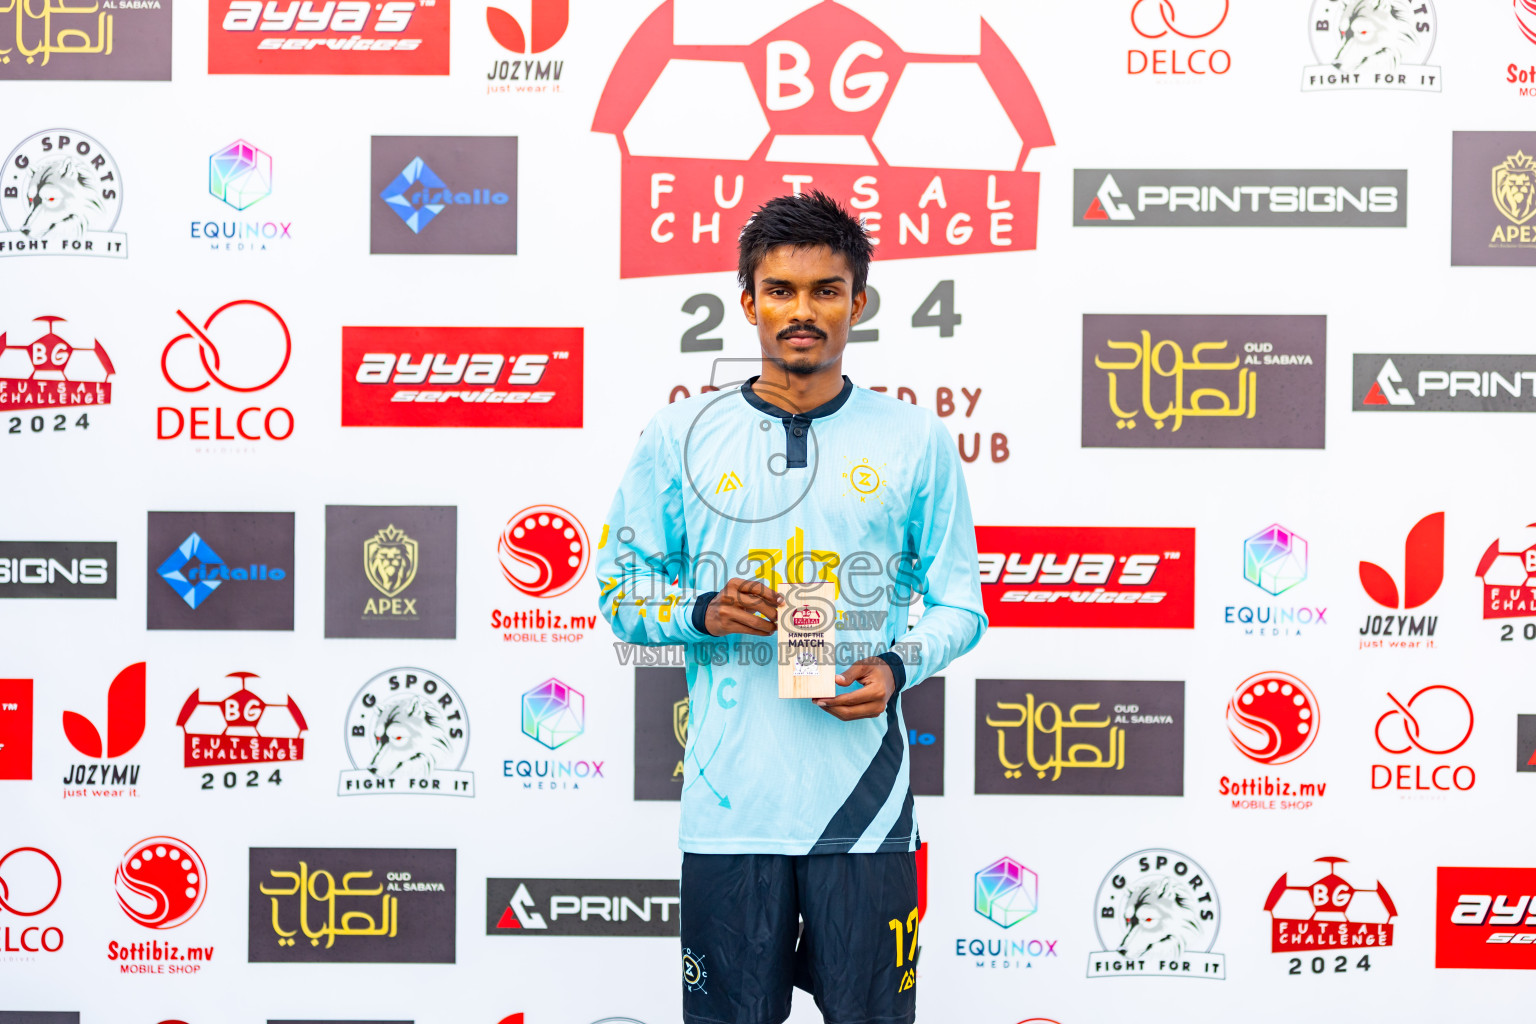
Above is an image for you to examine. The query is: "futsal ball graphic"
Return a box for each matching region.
[1264,857,1396,926]
[498,505,590,598]
[0,316,115,386]
[114,837,207,929]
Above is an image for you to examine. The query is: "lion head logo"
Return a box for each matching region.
[1492,151,1536,227]
[1328,0,1425,72]
[21,158,108,239]
[363,524,419,598]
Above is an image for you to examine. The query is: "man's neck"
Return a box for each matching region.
[753,361,845,414]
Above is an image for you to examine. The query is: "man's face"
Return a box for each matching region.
[741,244,866,377]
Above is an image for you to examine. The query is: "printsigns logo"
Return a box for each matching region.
[0,542,115,598]
[341,327,582,428]
[339,668,474,797]
[0,678,32,779]
[975,679,1183,796]
[977,526,1195,629]
[1082,315,1326,449]
[1453,132,1536,266]
[208,0,451,75]
[176,671,307,769]
[0,130,126,257]
[324,506,457,639]
[1074,170,1405,226]
[115,837,208,928]
[1303,0,1440,91]
[1436,866,1536,969]
[1355,354,1536,411]
[250,847,456,963]
[1476,526,1536,620]
[147,512,295,630]
[486,878,680,937]
[0,316,115,413]
[591,1,1054,279]
[371,137,517,254]
[1088,849,1225,979]
[1265,857,1395,955]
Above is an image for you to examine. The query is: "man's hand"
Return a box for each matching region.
[815,657,896,721]
[704,577,784,636]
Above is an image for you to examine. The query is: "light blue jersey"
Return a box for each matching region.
[599,376,986,855]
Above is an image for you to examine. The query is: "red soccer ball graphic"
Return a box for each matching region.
[114,837,207,929]
[1226,671,1318,765]
[498,505,590,598]
[1264,857,1397,929]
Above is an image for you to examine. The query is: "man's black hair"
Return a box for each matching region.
[737,190,874,295]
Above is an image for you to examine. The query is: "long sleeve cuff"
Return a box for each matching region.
[692,592,719,636]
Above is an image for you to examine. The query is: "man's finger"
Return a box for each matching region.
[731,591,780,620]
[723,611,776,635]
[736,578,784,605]
[815,680,884,708]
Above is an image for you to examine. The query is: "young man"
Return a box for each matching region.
[599,191,986,1024]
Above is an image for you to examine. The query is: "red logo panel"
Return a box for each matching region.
[341,327,583,428]
[207,0,451,76]
[0,679,32,780]
[1437,866,1536,969]
[977,526,1194,629]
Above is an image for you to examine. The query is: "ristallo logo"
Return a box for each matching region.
[1264,857,1395,965]
[486,0,569,93]
[976,526,1195,629]
[1128,0,1230,75]
[1358,512,1442,649]
[147,512,295,630]
[1371,685,1476,794]
[208,0,450,75]
[371,137,517,255]
[341,327,582,428]
[156,300,295,444]
[0,315,115,417]
[0,846,65,958]
[1436,866,1536,969]
[591,1,1054,279]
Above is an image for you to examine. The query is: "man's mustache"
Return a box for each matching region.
[777,324,828,342]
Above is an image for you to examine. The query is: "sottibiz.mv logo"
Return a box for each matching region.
[342,327,582,428]
[1437,867,1536,969]
[208,0,450,75]
[976,526,1194,629]
[592,0,1053,278]
[1358,512,1442,649]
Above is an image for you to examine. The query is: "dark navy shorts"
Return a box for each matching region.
[680,851,919,1024]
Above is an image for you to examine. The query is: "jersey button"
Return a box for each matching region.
[793,428,804,436]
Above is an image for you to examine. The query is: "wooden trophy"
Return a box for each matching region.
[778,579,838,698]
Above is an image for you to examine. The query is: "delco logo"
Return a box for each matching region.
[591,0,1054,278]
[976,526,1194,629]
[208,0,451,75]
[341,327,583,428]
[1437,867,1536,969]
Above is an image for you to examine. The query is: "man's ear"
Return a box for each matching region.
[740,288,757,326]
[850,288,868,325]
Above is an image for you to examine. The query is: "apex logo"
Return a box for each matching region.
[1360,512,1444,609]
[495,882,547,929]
[61,662,145,759]
[487,0,568,53]
[1082,174,1134,221]
[1362,358,1414,406]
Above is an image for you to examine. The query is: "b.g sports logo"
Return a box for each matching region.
[977,526,1194,628]
[341,327,583,428]
[207,0,450,75]
[592,1,1054,278]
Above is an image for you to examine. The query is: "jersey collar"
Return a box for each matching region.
[739,375,854,420]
